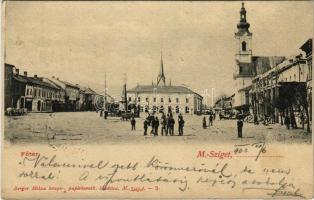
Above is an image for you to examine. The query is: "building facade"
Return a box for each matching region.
[250,56,308,124]
[4,63,100,113]
[42,78,66,111]
[233,3,285,111]
[300,38,312,128]
[4,64,27,110]
[127,55,203,115]
[127,85,203,114]
[4,64,61,112]
[50,77,80,111]
[78,87,98,111]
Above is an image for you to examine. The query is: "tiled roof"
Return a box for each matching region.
[27,77,60,90]
[59,80,80,89]
[238,56,286,77]
[44,78,63,89]
[13,75,27,83]
[81,87,97,95]
[127,85,202,98]
[300,38,312,56]
[14,75,60,90]
[252,56,286,75]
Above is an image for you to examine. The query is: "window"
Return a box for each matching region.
[186,98,189,103]
[128,97,131,101]
[26,89,29,96]
[176,98,179,103]
[168,97,171,103]
[34,89,37,97]
[294,74,296,81]
[242,41,247,51]
[239,66,243,73]
[161,98,163,103]
[185,106,190,113]
[146,97,149,102]
[138,97,140,102]
[153,97,156,102]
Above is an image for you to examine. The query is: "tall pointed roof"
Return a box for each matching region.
[156,52,166,86]
[235,2,252,36]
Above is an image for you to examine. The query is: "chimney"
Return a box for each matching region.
[15,68,19,75]
[24,71,27,77]
[34,74,38,78]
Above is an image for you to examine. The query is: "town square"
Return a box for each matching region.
[3,2,313,145]
[5,112,311,145]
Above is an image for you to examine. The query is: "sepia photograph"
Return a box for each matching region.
[2,1,313,199]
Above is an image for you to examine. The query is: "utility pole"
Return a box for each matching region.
[104,73,107,112]
[102,73,109,119]
[123,73,127,111]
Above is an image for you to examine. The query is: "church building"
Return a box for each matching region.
[233,3,285,111]
[127,55,203,114]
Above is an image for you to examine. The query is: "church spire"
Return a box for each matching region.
[157,52,166,86]
[235,2,251,36]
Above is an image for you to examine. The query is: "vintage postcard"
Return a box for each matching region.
[1,1,313,199]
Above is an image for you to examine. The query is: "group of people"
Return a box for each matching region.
[130,112,185,136]
[101,109,246,139]
[253,112,305,130]
[202,113,215,128]
[284,113,302,130]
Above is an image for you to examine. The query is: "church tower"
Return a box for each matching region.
[233,2,254,108]
[235,2,252,66]
[157,53,166,86]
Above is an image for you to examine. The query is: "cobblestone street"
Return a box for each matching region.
[4,112,311,145]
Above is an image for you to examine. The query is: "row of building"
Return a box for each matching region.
[4,63,103,112]
[231,3,312,130]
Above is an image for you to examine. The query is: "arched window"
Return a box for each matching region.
[242,41,247,51]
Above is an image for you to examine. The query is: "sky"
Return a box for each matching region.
[4,1,313,103]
